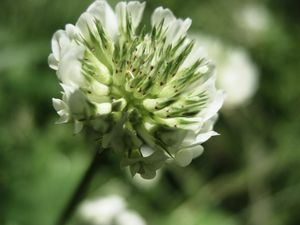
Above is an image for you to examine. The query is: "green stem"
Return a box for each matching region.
[56,149,102,225]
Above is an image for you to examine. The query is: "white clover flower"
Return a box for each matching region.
[79,195,126,225]
[79,195,146,225]
[193,34,259,109]
[216,49,259,108]
[49,1,224,179]
[234,3,271,43]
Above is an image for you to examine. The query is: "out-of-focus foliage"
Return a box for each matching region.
[0,0,300,225]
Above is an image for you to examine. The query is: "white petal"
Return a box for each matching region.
[200,90,225,121]
[76,12,98,42]
[60,83,76,99]
[190,145,204,158]
[175,145,204,167]
[126,1,146,30]
[90,80,110,96]
[151,7,176,28]
[156,116,203,131]
[48,53,58,70]
[141,145,154,157]
[180,46,207,71]
[175,149,193,167]
[68,90,87,116]
[200,114,218,132]
[142,98,157,111]
[52,98,66,112]
[55,113,70,124]
[166,18,191,44]
[95,102,112,115]
[65,24,79,40]
[74,120,83,134]
[87,0,119,41]
[191,76,216,101]
[51,30,72,61]
[195,131,219,144]
[57,45,85,86]
[116,1,146,32]
[51,30,64,60]
[181,131,197,146]
[53,98,70,123]
[115,2,127,31]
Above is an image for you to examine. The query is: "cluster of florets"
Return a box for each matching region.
[49,1,224,179]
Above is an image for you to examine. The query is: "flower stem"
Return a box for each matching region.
[56,148,102,225]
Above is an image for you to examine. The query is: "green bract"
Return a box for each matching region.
[49,0,224,179]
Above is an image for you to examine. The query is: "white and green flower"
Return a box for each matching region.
[49,0,224,179]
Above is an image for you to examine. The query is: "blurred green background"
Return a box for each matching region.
[1,0,300,225]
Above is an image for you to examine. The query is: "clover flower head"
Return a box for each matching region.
[49,1,224,179]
